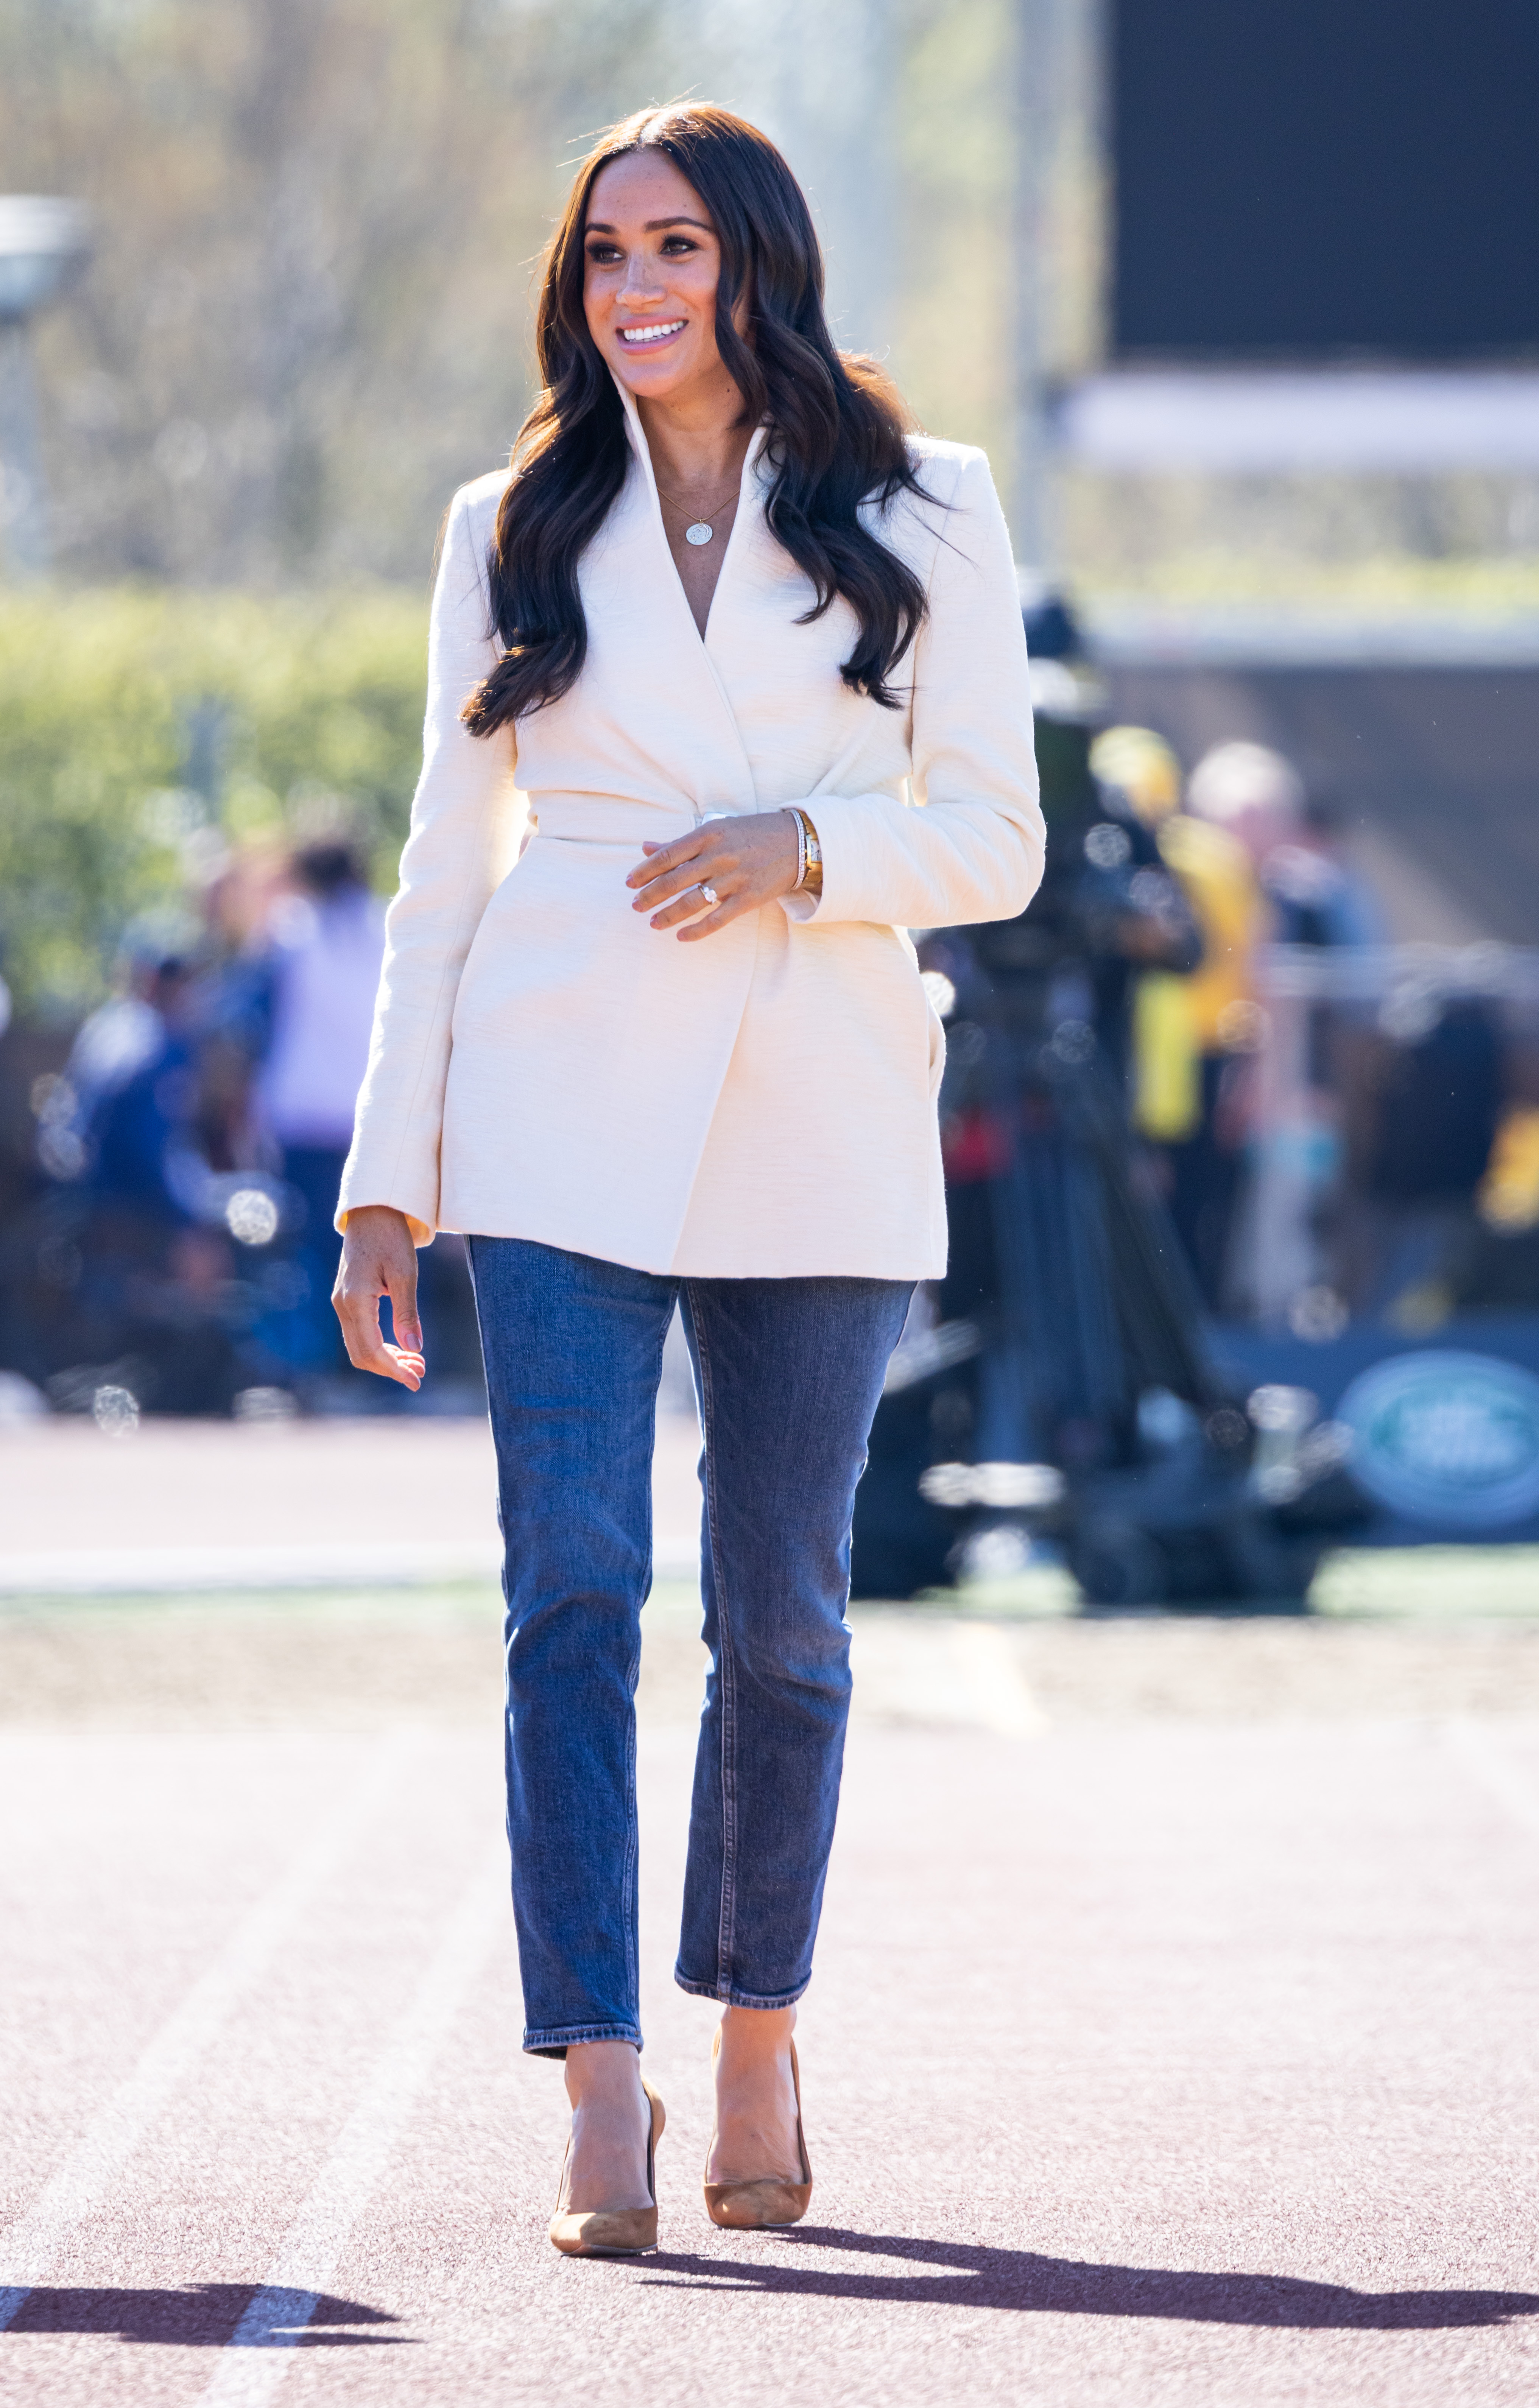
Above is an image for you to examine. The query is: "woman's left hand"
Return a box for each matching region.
[626,811,799,940]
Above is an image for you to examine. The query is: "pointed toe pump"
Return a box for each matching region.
[549,2080,665,2257]
[703,2034,813,2230]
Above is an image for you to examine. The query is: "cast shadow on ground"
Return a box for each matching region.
[2,2286,405,2347]
[643,2231,1539,2329]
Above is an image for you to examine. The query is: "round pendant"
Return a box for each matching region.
[684,521,714,546]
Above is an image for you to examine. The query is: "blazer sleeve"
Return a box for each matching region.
[780,448,1044,931]
[336,485,523,1244]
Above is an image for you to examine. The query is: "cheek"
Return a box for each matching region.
[685,284,724,357]
[673,255,721,314]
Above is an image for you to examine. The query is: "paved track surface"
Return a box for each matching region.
[4,1573,1539,2407]
[0,1416,705,1592]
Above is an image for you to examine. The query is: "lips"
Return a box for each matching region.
[617,320,686,347]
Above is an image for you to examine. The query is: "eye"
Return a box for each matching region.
[585,240,623,265]
[661,235,700,254]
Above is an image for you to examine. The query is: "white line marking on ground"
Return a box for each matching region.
[950,1619,1048,1737]
[1447,1717,1539,1837]
[849,1613,1045,1736]
[0,1542,502,1595]
[0,1730,421,2330]
[195,1846,508,2406]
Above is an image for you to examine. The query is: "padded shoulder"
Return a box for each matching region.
[454,465,514,521]
[905,433,988,478]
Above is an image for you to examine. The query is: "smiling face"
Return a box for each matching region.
[583,148,745,409]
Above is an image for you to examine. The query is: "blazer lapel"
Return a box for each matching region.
[609,375,763,813]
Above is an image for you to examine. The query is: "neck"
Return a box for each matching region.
[636,374,753,501]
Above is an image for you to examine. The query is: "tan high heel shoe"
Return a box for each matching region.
[703,2029,813,2229]
[549,2078,665,2257]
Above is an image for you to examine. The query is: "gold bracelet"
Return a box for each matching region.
[794,807,824,899]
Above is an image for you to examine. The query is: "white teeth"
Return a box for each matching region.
[619,321,684,345]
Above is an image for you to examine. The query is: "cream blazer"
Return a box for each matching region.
[338,381,1044,1279]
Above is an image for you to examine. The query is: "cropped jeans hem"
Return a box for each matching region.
[523,2021,644,2061]
[673,1971,812,2011]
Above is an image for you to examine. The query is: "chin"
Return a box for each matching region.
[614,360,694,400]
[616,368,684,402]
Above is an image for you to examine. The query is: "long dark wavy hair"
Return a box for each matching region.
[462,103,930,737]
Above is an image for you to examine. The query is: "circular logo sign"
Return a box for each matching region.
[1338,1350,1539,1529]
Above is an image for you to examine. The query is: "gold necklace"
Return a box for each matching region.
[655,481,740,548]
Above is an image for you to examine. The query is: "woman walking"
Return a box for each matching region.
[334,103,1042,2255]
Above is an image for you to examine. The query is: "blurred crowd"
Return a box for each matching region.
[0,836,481,1423]
[2,648,1537,1428]
[1083,716,1539,1338]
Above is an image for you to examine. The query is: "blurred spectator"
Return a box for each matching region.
[255,842,385,1370]
[1478,1100,1539,1237]
[1185,740,1305,869]
[1340,993,1505,1327]
[1184,741,1383,952]
[1366,1001,1502,1212]
[1093,727,1268,1309]
[67,916,204,1238]
[1260,778,1385,953]
[196,842,291,1068]
[1453,1058,1539,1319]
[17,915,248,1415]
[1182,739,1396,1322]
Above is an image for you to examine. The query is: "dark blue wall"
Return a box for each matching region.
[1112,0,1539,358]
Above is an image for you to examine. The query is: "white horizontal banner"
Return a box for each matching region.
[1084,603,1539,668]
[1055,371,1539,472]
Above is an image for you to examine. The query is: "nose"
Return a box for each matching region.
[618,250,666,305]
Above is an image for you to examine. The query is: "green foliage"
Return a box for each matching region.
[0,585,427,1020]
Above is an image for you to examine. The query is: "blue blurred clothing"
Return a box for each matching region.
[1262,843,1385,951]
[263,1142,350,1374]
[67,997,195,1224]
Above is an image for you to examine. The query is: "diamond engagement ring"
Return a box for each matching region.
[699,882,719,907]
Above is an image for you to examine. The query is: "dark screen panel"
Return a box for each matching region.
[1112,0,1539,358]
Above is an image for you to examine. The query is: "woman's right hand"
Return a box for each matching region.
[333,1205,426,1389]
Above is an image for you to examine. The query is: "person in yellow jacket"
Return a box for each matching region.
[1090,725,1267,1306]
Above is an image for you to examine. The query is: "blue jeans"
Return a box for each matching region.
[466,1237,911,2057]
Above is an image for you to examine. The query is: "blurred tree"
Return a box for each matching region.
[0,0,686,581]
[0,587,427,1015]
[894,0,1014,459]
[0,0,1023,584]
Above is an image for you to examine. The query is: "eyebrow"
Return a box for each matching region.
[584,216,713,234]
